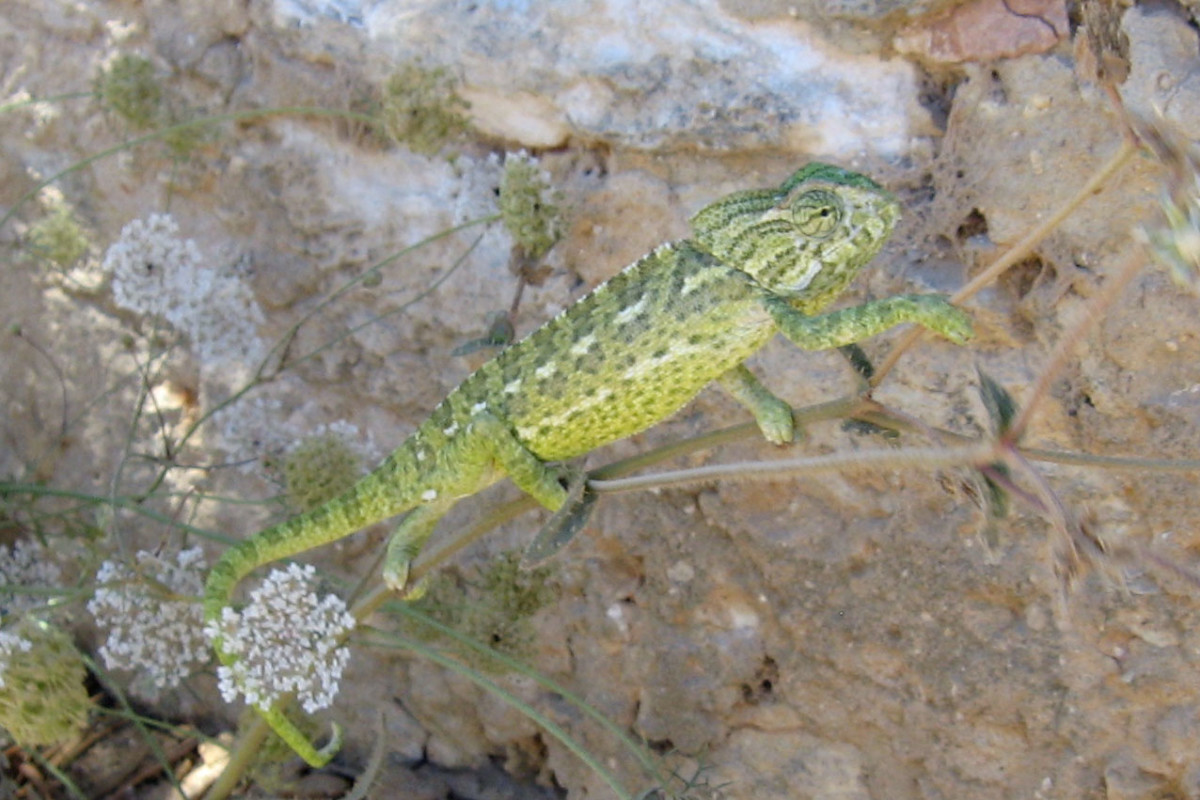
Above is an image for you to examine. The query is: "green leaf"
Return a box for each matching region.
[838,342,874,381]
[976,367,1018,436]
[523,468,596,567]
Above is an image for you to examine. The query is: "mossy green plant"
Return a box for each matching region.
[283,433,364,512]
[409,552,555,670]
[95,54,163,129]
[378,63,471,156]
[0,618,90,747]
[27,205,89,268]
[499,152,564,260]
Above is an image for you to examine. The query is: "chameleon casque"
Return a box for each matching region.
[204,162,972,764]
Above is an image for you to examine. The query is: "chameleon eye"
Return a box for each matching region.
[791,189,843,238]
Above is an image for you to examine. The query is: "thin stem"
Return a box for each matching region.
[202,719,271,800]
[869,137,1139,386]
[588,443,992,495]
[0,91,94,115]
[0,482,237,545]
[139,216,495,500]
[1,106,378,234]
[1022,447,1200,472]
[1005,250,1145,442]
[365,631,640,800]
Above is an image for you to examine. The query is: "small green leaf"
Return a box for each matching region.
[838,342,874,381]
[452,310,515,356]
[842,418,899,440]
[523,468,596,567]
[976,367,1018,436]
[981,467,1010,520]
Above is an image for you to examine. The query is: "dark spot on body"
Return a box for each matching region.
[572,354,603,376]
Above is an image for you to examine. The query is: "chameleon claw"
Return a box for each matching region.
[524,467,596,566]
[755,399,796,446]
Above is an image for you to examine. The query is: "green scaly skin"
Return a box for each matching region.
[203,163,972,766]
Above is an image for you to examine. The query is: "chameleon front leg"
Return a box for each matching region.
[382,412,568,593]
[765,293,972,350]
[718,364,796,445]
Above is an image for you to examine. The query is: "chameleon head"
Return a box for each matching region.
[690,162,902,314]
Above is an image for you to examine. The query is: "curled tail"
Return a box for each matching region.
[202,441,427,767]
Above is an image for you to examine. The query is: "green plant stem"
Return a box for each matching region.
[1,106,378,234]
[0,91,93,114]
[385,602,671,787]
[364,629,641,800]
[202,716,272,800]
[1021,448,1200,471]
[84,654,188,798]
[588,443,992,494]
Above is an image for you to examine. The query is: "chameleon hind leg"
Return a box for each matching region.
[382,412,569,594]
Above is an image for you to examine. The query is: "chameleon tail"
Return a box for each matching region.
[203,442,426,622]
[203,441,426,767]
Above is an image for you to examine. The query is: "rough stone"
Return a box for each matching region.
[3,1,1200,799]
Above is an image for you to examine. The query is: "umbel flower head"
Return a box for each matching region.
[88,547,209,690]
[101,213,266,366]
[284,432,363,512]
[206,564,355,714]
[0,539,63,618]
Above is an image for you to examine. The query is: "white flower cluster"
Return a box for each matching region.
[87,547,209,689]
[0,630,33,690]
[206,563,354,714]
[101,213,266,366]
[0,540,62,617]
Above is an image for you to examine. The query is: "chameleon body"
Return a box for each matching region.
[203,163,972,765]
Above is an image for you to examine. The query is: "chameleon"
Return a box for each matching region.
[203,162,972,765]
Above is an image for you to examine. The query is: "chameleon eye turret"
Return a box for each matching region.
[789,188,843,238]
[688,162,901,308]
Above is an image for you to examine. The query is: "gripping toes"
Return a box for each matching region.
[755,396,795,445]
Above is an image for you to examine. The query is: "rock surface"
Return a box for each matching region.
[2,1,1200,798]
